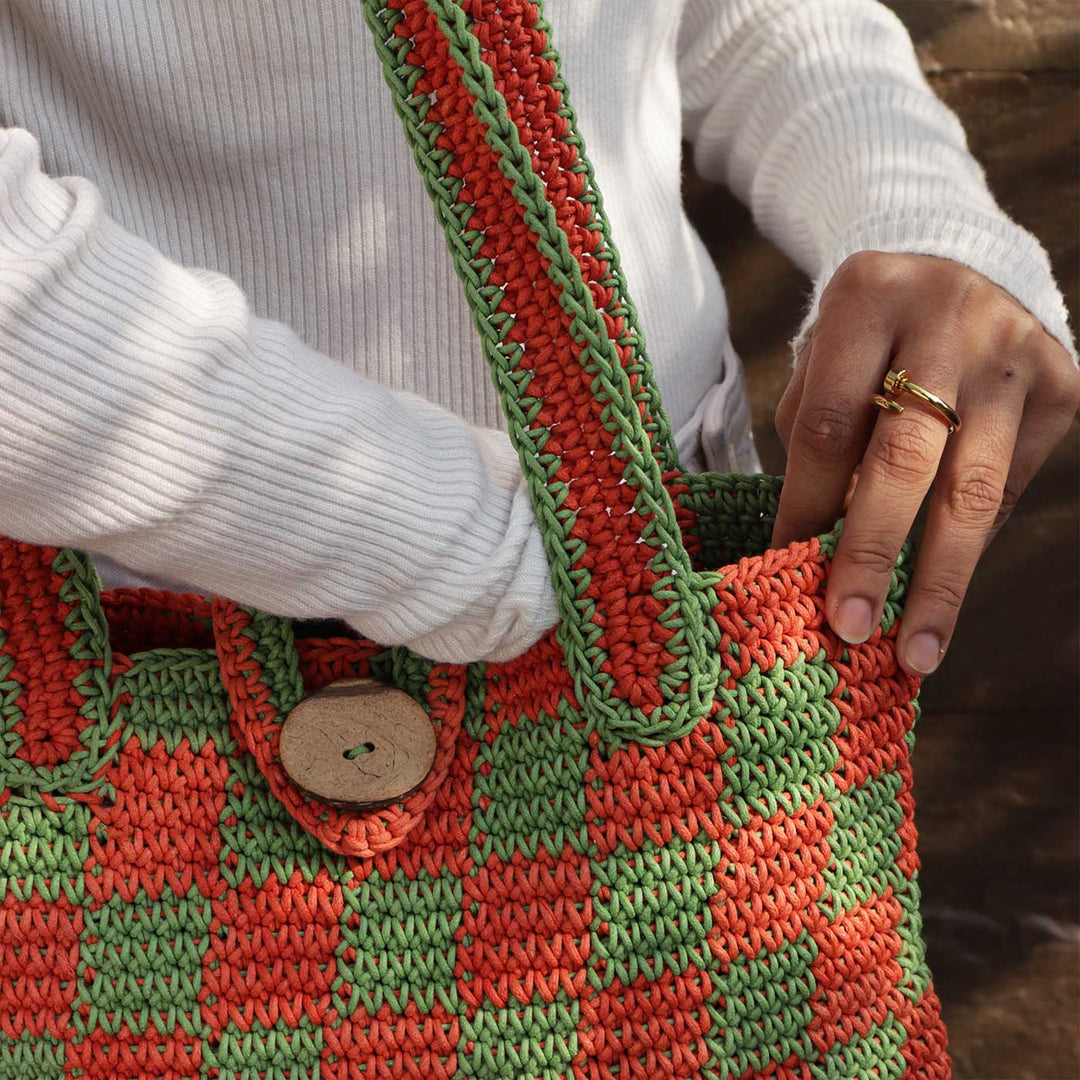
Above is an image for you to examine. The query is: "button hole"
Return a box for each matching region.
[344,741,376,760]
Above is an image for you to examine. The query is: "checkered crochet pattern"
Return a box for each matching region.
[0,0,951,1076]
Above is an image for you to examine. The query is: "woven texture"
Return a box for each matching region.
[0,0,950,1076]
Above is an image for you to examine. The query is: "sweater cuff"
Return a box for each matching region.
[788,205,1078,371]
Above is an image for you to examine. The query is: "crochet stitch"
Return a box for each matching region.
[0,1,950,1077]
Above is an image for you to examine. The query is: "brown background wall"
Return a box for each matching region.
[682,4,1079,1077]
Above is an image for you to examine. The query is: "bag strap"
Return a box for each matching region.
[364,0,727,743]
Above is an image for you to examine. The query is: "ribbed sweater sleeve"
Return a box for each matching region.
[677,0,1078,369]
[0,126,559,663]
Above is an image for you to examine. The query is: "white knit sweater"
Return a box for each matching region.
[0,0,1074,662]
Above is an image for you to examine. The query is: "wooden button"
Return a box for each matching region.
[280,678,436,811]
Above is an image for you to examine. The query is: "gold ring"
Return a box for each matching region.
[871,368,962,434]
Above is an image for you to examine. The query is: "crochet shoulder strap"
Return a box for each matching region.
[363,0,729,745]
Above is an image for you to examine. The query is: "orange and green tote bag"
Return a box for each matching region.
[0,1,952,1077]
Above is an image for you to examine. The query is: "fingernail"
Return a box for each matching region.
[833,597,874,643]
[906,631,943,675]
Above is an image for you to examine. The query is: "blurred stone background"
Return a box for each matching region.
[682,3,1079,1077]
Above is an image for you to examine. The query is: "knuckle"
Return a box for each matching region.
[841,535,899,576]
[826,252,898,301]
[1018,311,1047,348]
[996,309,1043,357]
[953,271,995,322]
[872,419,939,482]
[947,464,1007,523]
[794,401,860,457]
[982,278,1016,313]
[919,574,967,614]
[1047,365,1080,417]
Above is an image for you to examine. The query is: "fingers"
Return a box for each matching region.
[894,359,1027,674]
[829,342,1077,676]
[771,297,893,548]
[980,355,1080,554]
[824,357,959,646]
[774,252,1080,680]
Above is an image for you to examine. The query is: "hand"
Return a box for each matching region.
[771,251,1080,677]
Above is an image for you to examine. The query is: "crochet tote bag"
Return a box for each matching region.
[0,1,951,1078]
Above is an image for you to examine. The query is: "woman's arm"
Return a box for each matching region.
[676,0,1077,369]
[0,126,558,662]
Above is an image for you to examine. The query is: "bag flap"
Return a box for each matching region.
[211,598,467,858]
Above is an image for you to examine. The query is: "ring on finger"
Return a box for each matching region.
[871,368,962,434]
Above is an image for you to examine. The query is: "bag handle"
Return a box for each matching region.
[365,0,727,743]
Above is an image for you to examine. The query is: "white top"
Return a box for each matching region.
[0,0,1074,661]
